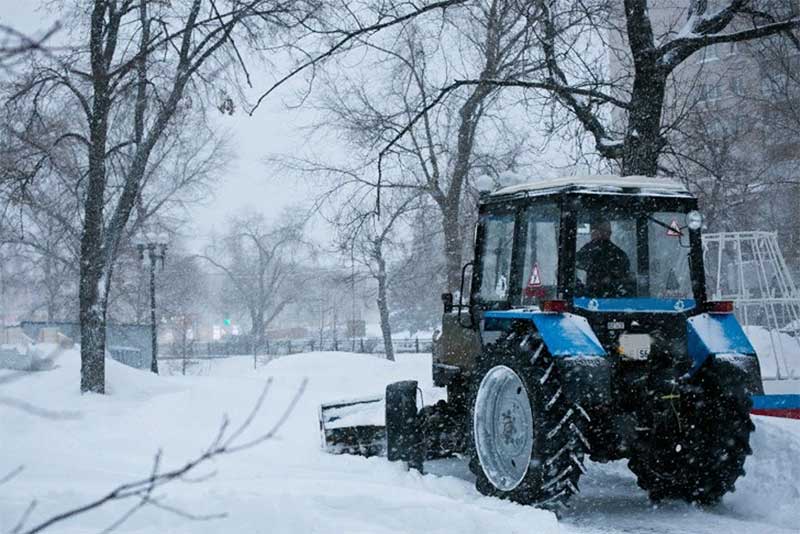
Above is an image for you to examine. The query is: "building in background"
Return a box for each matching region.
[608,1,800,272]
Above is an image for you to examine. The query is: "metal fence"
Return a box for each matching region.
[159,337,433,360]
[19,321,153,370]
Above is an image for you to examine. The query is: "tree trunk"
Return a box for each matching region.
[79,206,107,393]
[79,1,114,394]
[375,248,394,362]
[621,64,667,176]
[149,253,159,374]
[80,112,110,393]
[250,310,265,344]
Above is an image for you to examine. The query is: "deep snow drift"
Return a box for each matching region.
[1,349,799,534]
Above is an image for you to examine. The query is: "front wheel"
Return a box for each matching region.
[469,331,589,508]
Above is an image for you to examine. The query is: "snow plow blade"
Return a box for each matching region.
[318,395,387,457]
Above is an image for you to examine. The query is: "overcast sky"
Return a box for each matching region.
[0,2,586,256]
[1,2,333,252]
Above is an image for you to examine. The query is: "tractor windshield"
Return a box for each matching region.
[574,209,694,299]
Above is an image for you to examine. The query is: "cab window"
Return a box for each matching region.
[574,208,693,299]
[476,213,515,302]
[519,203,560,305]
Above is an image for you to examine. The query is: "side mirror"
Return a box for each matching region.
[441,293,454,313]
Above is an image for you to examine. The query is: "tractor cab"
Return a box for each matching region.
[468,175,708,367]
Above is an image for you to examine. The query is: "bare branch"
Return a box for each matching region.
[14,379,307,534]
[248,0,468,114]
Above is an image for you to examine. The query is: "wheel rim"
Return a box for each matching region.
[473,365,534,491]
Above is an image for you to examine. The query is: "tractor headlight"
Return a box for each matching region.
[686,210,703,230]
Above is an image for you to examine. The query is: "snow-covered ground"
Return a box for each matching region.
[744,325,800,380]
[2,349,799,534]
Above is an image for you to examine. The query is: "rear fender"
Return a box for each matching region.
[483,310,610,405]
[712,353,764,396]
[686,313,759,381]
[482,310,606,357]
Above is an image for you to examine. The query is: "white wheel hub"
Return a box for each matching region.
[473,365,534,491]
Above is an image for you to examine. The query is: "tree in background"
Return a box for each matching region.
[536,0,799,175]
[389,201,447,335]
[2,0,463,393]
[0,101,227,325]
[658,5,800,264]
[299,265,355,350]
[333,189,421,361]
[202,211,304,348]
[303,0,541,292]
[158,250,207,372]
[382,1,799,179]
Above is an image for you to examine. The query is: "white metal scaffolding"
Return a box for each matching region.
[703,231,800,380]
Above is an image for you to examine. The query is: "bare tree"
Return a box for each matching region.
[152,247,207,373]
[0,98,228,324]
[3,0,467,393]
[299,265,352,350]
[0,22,59,72]
[201,211,303,349]
[383,1,799,179]
[334,189,421,361]
[665,22,800,263]
[389,200,447,335]
[301,0,541,291]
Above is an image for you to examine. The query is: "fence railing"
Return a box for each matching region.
[159,337,433,360]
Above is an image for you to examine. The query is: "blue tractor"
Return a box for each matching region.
[319,175,763,508]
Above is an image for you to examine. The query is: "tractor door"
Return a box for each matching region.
[473,210,516,306]
[433,208,516,384]
[470,198,564,310]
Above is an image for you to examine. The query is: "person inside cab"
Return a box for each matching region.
[576,220,633,298]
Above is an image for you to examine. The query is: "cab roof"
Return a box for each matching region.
[488,175,691,200]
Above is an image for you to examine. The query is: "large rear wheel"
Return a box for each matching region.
[628,364,755,504]
[469,330,589,508]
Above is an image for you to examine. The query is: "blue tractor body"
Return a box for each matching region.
[483,305,757,376]
[430,175,763,506]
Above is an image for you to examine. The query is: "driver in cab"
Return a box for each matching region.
[576,220,633,298]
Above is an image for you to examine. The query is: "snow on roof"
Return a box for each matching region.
[490,175,691,198]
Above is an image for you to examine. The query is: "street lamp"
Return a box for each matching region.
[134,232,168,374]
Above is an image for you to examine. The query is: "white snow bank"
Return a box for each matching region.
[3,348,800,534]
[560,416,800,533]
[0,342,59,371]
[744,325,800,380]
[726,416,800,528]
[0,350,555,534]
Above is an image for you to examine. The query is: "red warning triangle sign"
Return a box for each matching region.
[667,219,681,237]
[528,263,542,287]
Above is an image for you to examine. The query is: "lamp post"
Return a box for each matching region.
[135,233,168,374]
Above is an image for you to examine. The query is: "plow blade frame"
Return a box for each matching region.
[319,395,386,456]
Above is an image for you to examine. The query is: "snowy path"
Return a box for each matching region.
[1,350,798,533]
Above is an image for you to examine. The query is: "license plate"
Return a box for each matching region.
[619,333,651,360]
